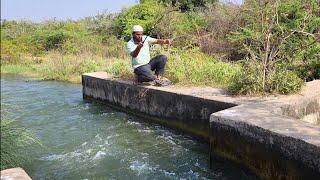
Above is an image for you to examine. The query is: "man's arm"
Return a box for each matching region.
[130,42,144,58]
[154,39,172,45]
[130,38,171,57]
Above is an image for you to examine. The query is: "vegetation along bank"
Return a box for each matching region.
[1,0,319,95]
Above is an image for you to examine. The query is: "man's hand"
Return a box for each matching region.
[155,39,172,45]
[130,41,144,58]
[164,39,172,45]
[137,42,144,49]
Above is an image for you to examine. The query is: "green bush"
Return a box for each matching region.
[116,0,160,40]
[158,0,218,12]
[83,13,120,36]
[292,43,320,81]
[28,28,105,56]
[44,31,69,50]
[62,34,103,55]
[151,9,206,48]
[228,61,303,95]
[77,60,101,74]
[29,30,71,54]
[165,48,240,87]
[1,29,31,63]
[228,61,264,95]
[106,59,133,79]
[102,36,128,58]
[0,20,37,39]
[39,52,106,82]
[268,68,303,94]
[297,60,320,81]
[228,0,320,87]
[1,39,22,63]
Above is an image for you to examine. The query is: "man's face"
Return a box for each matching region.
[133,31,143,42]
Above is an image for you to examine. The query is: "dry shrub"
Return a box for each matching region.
[198,3,244,60]
[150,6,199,48]
[40,51,106,82]
[105,58,134,80]
[101,36,128,59]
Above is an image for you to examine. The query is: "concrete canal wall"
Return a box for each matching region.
[82,72,236,140]
[210,104,320,179]
[82,72,320,179]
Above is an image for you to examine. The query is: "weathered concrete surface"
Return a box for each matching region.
[0,168,32,180]
[82,72,236,140]
[267,80,320,125]
[83,72,320,179]
[210,103,320,179]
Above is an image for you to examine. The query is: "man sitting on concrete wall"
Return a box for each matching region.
[127,25,172,85]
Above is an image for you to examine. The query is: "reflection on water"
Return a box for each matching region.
[1,74,256,180]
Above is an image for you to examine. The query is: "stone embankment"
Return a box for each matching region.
[83,72,320,179]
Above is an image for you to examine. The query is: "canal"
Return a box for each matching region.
[1,74,256,179]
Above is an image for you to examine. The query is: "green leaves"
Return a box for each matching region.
[226,0,319,94]
[116,0,160,40]
[228,28,254,43]
[29,30,71,55]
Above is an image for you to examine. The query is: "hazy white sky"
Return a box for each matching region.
[1,0,243,22]
[1,0,138,22]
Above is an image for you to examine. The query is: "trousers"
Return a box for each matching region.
[134,55,167,83]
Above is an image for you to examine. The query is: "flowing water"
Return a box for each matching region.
[1,74,256,180]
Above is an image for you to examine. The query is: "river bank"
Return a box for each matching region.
[1,62,103,84]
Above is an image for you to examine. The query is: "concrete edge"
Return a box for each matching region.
[0,167,32,180]
[210,104,320,179]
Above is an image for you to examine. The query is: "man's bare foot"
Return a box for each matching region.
[155,78,172,86]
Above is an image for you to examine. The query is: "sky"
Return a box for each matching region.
[1,0,139,22]
[1,0,243,22]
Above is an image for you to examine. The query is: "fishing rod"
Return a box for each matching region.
[142,35,148,43]
[137,7,178,55]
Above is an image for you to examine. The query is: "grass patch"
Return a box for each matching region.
[1,52,110,84]
[38,51,107,83]
[105,58,134,80]
[104,48,241,88]
[165,49,241,87]
[1,48,240,87]
[1,64,39,77]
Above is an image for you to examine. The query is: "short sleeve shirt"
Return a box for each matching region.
[127,35,157,69]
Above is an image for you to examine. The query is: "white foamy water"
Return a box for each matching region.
[129,160,150,175]
[93,151,107,160]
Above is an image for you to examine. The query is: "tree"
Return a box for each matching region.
[116,0,161,40]
[158,0,218,11]
[228,0,320,92]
